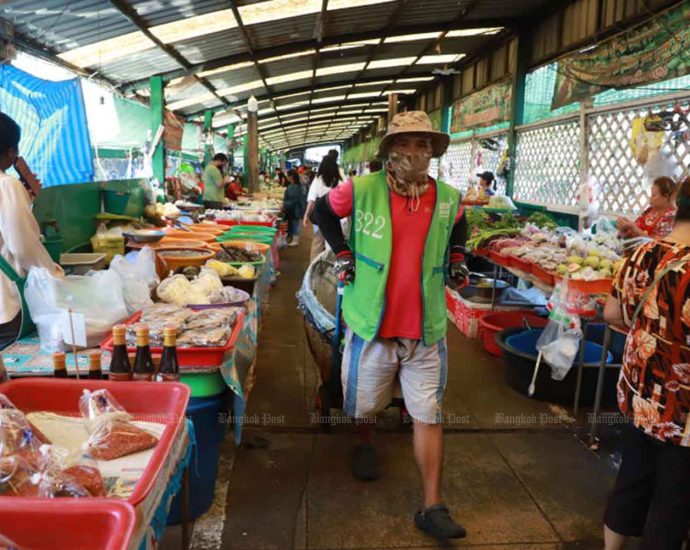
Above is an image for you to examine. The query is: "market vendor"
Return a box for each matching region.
[314,111,469,541]
[477,171,496,196]
[0,113,62,350]
[202,153,230,209]
[616,176,676,239]
[225,176,243,201]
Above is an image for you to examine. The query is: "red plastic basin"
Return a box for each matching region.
[478,312,548,357]
[0,378,190,508]
[0,499,136,550]
[101,309,245,367]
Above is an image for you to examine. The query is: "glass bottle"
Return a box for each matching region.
[132,324,155,382]
[109,325,132,381]
[53,351,67,378]
[88,351,103,380]
[158,325,180,382]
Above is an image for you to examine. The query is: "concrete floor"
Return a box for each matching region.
[162,231,622,550]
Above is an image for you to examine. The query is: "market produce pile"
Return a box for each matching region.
[470,211,624,283]
[158,268,252,307]
[128,304,242,347]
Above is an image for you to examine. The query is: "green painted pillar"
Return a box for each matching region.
[203,110,213,166]
[506,32,531,199]
[440,77,454,135]
[150,76,165,185]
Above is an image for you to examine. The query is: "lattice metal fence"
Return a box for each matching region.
[429,158,439,180]
[440,135,508,194]
[442,141,473,192]
[514,119,581,208]
[589,98,690,216]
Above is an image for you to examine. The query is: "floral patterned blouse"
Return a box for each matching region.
[612,239,690,446]
[634,207,676,238]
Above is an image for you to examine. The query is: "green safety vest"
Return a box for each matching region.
[342,171,460,345]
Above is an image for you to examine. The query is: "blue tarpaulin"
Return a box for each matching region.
[0,65,94,187]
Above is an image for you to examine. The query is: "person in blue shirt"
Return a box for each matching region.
[477,171,496,196]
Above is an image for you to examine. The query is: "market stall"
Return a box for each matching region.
[0,180,286,543]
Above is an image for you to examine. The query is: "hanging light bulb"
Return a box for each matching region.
[247,95,259,113]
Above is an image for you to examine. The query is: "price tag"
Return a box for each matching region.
[59,310,87,347]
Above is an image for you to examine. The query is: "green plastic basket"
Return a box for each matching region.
[180,371,227,398]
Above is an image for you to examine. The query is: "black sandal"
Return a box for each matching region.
[414,504,467,540]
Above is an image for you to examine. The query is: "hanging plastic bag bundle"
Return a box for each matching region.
[109,246,159,315]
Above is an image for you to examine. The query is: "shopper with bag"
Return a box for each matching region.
[603,176,690,549]
[0,112,62,350]
[314,111,469,540]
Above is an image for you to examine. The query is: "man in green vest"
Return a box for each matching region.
[314,111,470,540]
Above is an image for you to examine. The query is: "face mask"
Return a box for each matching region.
[388,151,431,196]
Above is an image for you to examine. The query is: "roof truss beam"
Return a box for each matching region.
[106,0,229,107]
[119,18,516,92]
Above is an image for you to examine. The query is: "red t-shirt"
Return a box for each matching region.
[327,178,463,340]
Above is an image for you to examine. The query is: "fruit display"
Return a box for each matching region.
[489,223,623,283]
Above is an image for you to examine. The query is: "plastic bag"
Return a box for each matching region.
[0,408,50,461]
[79,390,157,461]
[109,246,159,315]
[536,281,583,381]
[0,455,40,496]
[577,175,600,230]
[25,267,129,352]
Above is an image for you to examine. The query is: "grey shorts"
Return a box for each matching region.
[341,328,448,424]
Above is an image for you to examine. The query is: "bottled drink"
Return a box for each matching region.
[132,324,155,382]
[53,352,67,378]
[88,351,103,380]
[109,325,132,381]
[158,325,180,382]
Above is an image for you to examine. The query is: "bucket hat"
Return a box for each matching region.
[378,111,450,158]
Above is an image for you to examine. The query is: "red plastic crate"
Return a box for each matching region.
[530,263,556,286]
[0,499,136,550]
[508,255,532,273]
[101,309,245,367]
[0,378,190,508]
[488,250,510,266]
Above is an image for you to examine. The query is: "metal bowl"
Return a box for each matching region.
[460,278,510,303]
[122,229,165,243]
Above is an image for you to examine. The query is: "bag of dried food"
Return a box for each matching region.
[79,389,158,461]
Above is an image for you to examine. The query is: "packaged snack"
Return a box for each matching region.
[80,390,158,461]
[62,464,105,497]
[0,456,39,497]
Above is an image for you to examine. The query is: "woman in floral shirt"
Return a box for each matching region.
[603,177,690,549]
[617,176,676,239]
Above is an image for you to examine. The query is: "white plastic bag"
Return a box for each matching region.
[536,282,583,381]
[109,247,159,315]
[24,268,129,352]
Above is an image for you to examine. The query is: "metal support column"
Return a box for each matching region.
[506,32,531,199]
[388,93,399,122]
[440,77,454,135]
[150,76,165,185]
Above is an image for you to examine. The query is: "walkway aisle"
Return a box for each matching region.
[209,231,618,549]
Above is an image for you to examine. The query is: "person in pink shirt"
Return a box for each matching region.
[314,111,469,541]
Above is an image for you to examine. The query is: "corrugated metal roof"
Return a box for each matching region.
[128,0,229,27]
[98,49,183,82]
[4,0,135,50]
[249,14,319,51]
[263,57,314,79]
[396,0,475,26]
[467,0,546,19]
[174,30,247,65]
[325,3,397,36]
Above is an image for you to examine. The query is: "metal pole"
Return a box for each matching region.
[150,76,165,185]
[247,109,259,193]
[589,324,612,446]
[573,320,589,416]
